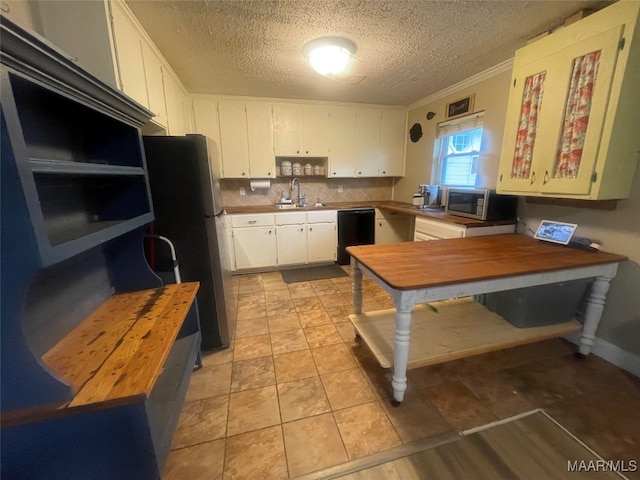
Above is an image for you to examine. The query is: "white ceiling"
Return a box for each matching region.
[126,0,611,106]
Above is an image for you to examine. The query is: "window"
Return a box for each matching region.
[436,112,484,187]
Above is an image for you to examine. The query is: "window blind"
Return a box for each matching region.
[437,111,485,137]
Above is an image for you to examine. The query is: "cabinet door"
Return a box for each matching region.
[539,26,623,196]
[140,40,167,128]
[498,55,560,193]
[110,2,148,108]
[328,107,356,177]
[218,100,250,178]
[302,105,330,156]
[233,227,277,269]
[376,217,411,244]
[164,73,186,135]
[307,223,336,262]
[354,108,381,177]
[273,104,302,156]
[246,102,275,178]
[276,225,307,265]
[379,110,406,176]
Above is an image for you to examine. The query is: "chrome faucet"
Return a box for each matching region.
[291,177,305,206]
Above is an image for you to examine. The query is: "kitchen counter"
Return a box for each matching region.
[224,201,515,228]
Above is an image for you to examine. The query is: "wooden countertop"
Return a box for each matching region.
[346,234,627,291]
[224,201,515,228]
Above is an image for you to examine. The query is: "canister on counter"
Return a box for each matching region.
[304,163,313,175]
[292,162,302,175]
[281,160,292,176]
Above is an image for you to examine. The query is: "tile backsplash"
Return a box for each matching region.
[221,177,395,207]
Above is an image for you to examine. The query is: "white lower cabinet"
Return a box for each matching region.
[307,223,336,263]
[230,214,277,270]
[375,209,413,244]
[228,211,336,271]
[413,217,515,241]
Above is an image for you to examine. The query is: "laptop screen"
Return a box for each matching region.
[533,220,578,245]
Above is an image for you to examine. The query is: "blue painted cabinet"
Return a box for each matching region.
[0,16,200,479]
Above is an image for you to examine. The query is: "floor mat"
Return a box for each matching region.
[280,265,349,283]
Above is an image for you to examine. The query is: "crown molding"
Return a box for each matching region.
[408,58,514,111]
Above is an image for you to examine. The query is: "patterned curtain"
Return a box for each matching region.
[511,71,546,179]
[553,50,601,179]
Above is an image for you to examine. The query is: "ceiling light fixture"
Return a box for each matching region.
[303,36,356,77]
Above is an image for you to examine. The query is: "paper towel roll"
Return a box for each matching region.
[249,179,271,191]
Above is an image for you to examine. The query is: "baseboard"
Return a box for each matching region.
[564,333,640,378]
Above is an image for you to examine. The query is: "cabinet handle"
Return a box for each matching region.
[248,220,257,224]
[543,170,550,185]
[499,174,503,182]
[530,171,536,185]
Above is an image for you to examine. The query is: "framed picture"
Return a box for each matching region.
[445,94,475,119]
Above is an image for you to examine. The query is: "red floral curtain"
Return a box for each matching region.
[553,50,601,179]
[511,71,546,179]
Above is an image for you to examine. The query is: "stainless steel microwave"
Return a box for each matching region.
[445,188,517,221]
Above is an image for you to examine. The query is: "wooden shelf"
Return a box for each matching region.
[349,298,581,369]
[42,282,199,408]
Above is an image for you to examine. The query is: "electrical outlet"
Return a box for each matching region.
[239,187,245,196]
[338,185,343,193]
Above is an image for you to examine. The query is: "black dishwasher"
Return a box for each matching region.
[337,209,375,265]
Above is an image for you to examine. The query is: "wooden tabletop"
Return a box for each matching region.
[346,234,627,291]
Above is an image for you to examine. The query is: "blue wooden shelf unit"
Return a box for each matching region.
[0,16,202,479]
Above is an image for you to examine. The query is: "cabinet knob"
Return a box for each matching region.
[296,150,300,154]
[309,227,313,231]
[269,230,272,234]
[242,172,246,176]
[268,172,271,176]
[358,171,362,175]
[382,171,386,174]
[543,170,550,185]
[300,228,304,232]
[305,150,309,154]
[333,172,336,175]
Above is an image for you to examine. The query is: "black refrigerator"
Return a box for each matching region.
[142,134,234,350]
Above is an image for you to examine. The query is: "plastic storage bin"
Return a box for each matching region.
[483,279,591,328]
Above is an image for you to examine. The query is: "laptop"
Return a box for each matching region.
[533,220,578,245]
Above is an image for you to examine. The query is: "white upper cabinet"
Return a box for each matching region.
[354,108,381,177]
[218,100,251,178]
[497,1,640,200]
[246,102,276,178]
[328,107,357,177]
[379,109,407,177]
[110,1,147,108]
[273,104,330,157]
[140,39,167,128]
[36,0,191,133]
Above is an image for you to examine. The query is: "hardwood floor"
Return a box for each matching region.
[162,268,640,480]
[332,412,626,480]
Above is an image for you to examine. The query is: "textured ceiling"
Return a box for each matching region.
[126,0,611,106]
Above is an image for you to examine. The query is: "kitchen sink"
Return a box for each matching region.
[275,203,326,209]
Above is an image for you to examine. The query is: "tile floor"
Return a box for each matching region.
[163,267,640,480]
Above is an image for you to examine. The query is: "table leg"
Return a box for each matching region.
[391,291,416,405]
[579,272,615,356]
[351,258,363,315]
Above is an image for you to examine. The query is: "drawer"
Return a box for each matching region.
[414,217,465,239]
[230,214,275,227]
[306,210,337,224]
[276,212,306,225]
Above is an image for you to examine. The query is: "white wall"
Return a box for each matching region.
[399,63,640,359]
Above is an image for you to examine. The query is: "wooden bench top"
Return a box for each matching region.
[42,282,199,408]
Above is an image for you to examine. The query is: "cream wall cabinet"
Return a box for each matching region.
[273,104,330,157]
[379,110,407,177]
[329,107,406,178]
[328,107,358,177]
[217,100,275,178]
[497,1,640,200]
[36,0,191,133]
[246,102,276,178]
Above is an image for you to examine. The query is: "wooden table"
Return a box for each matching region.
[346,234,627,404]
